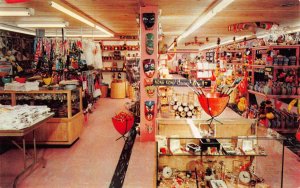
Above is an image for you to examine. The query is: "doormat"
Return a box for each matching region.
[109,126,137,188]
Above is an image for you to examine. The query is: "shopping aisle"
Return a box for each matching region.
[0,98,155,188]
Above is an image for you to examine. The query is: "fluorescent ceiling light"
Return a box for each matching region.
[17,22,69,28]
[0,8,34,16]
[50,1,114,36]
[50,1,95,27]
[180,0,234,39]
[95,25,113,37]
[0,24,35,36]
[45,34,112,38]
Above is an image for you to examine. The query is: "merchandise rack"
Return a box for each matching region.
[0,88,83,145]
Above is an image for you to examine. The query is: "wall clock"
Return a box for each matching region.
[238,170,251,185]
[162,166,173,178]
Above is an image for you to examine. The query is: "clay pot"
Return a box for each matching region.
[272,84,277,95]
[286,84,292,95]
[281,86,287,95]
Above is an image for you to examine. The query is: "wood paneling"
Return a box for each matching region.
[0,0,299,47]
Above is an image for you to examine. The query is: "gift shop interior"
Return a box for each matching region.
[0,0,300,187]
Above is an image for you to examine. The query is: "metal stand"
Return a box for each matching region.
[115,120,128,141]
[11,130,46,188]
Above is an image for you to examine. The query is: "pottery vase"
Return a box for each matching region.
[276,83,282,95]
[281,85,287,95]
[291,85,297,95]
[286,84,292,95]
[272,84,277,95]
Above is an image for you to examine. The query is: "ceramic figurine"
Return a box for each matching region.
[145,101,155,121]
[143,59,155,78]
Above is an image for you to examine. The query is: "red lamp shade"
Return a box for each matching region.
[5,0,30,3]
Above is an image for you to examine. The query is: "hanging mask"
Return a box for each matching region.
[145,101,155,121]
[144,78,155,97]
[145,123,153,133]
[146,33,154,55]
[142,13,155,30]
[143,59,155,78]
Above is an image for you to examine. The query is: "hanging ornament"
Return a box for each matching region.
[173,38,177,52]
[211,71,216,81]
[184,36,204,46]
[217,38,221,45]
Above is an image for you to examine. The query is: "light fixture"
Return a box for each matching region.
[45,34,113,38]
[49,1,114,37]
[0,23,35,36]
[180,0,234,39]
[17,22,69,28]
[0,7,34,16]
[95,25,113,37]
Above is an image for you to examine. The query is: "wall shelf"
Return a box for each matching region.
[248,90,300,99]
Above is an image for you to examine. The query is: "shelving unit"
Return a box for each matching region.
[0,88,84,145]
[100,40,140,87]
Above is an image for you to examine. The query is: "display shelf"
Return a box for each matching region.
[251,64,299,69]
[101,70,126,73]
[248,90,300,99]
[0,88,83,145]
[159,153,267,157]
[272,128,298,134]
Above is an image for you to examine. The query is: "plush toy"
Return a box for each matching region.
[237,97,247,112]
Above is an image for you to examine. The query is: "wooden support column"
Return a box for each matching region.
[140,6,158,142]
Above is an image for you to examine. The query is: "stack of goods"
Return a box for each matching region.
[0,105,51,130]
[4,81,39,91]
[169,92,202,119]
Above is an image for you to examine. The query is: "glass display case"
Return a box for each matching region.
[0,88,83,145]
[156,136,285,188]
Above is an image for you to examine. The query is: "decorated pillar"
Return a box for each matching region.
[140,6,158,142]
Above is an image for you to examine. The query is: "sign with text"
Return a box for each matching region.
[153,79,211,87]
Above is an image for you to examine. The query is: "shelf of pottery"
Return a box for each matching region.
[100,40,140,87]
[247,45,300,130]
